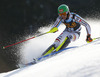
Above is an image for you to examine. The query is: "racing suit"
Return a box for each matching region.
[52,12,91,47]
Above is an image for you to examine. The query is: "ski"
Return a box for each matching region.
[37,46,77,61]
[19,37,100,68]
[20,46,77,67]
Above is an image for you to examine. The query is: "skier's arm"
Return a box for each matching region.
[74,14,93,42]
[75,14,91,35]
[49,16,62,33]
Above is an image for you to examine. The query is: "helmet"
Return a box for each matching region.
[58,4,69,14]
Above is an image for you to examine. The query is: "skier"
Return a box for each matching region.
[42,4,93,56]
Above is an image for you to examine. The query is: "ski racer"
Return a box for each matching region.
[42,4,93,56]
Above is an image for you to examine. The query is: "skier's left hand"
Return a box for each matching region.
[86,34,93,43]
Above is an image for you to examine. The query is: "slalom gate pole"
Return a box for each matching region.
[3,31,50,49]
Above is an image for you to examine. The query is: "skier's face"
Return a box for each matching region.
[59,12,68,20]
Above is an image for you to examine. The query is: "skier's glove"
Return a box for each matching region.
[86,34,93,43]
[48,27,58,33]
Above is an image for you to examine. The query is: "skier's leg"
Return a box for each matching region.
[42,31,80,56]
[42,31,67,56]
[69,32,80,42]
[53,31,71,51]
[42,44,56,56]
[56,36,70,51]
[55,31,80,51]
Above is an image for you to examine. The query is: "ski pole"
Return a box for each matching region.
[94,37,100,40]
[87,37,100,43]
[3,31,50,49]
[92,37,100,41]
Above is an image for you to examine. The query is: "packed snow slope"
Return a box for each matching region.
[0,19,100,77]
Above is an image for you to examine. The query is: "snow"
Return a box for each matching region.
[0,19,100,77]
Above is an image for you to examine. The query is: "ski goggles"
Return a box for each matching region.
[59,12,68,16]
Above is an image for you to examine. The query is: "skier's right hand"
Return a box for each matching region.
[48,27,58,33]
[86,34,93,43]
